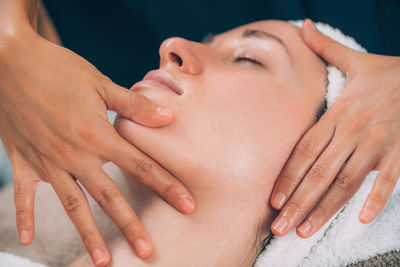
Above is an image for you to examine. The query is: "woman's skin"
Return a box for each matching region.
[71,20,327,267]
[1,0,399,265]
[270,20,400,239]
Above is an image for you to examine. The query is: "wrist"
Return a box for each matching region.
[0,1,38,51]
[0,26,37,59]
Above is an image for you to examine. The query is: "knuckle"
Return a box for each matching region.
[285,201,302,215]
[76,124,105,150]
[50,140,76,165]
[135,160,153,181]
[312,205,328,221]
[379,174,394,188]
[343,113,371,135]
[128,93,155,121]
[81,230,98,247]
[365,124,390,146]
[308,164,327,182]
[162,182,179,199]
[63,194,83,213]
[278,173,300,190]
[326,101,346,117]
[121,220,140,236]
[14,183,24,197]
[369,192,387,207]
[130,92,147,107]
[294,140,315,159]
[334,172,353,191]
[96,188,118,209]
[340,125,358,140]
[16,210,27,221]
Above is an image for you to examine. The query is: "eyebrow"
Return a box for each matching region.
[202,29,291,56]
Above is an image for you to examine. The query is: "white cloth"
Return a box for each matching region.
[0,252,47,267]
[255,21,399,267]
[255,171,400,267]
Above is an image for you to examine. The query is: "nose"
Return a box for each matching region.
[159,37,202,75]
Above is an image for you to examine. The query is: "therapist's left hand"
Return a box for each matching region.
[270,19,400,238]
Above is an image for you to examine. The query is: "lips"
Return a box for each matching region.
[133,70,182,95]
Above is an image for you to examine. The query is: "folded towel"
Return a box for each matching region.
[255,21,399,267]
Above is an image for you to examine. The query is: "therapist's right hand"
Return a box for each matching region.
[0,23,195,267]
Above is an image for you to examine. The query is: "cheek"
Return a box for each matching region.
[174,72,300,176]
[114,116,204,181]
[115,67,319,189]
[193,68,285,113]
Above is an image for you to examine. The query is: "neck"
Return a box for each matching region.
[105,166,276,267]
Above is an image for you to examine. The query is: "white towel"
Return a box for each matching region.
[255,21,399,267]
[255,171,400,267]
[0,252,47,267]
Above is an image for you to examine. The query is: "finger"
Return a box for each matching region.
[359,151,400,223]
[102,81,175,127]
[271,118,335,210]
[104,128,195,214]
[77,167,153,259]
[13,159,39,245]
[296,141,380,237]
[271,136,355,236]
[50,171,110,267]
[301,18,356,73]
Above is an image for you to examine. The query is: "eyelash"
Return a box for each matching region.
[234,56,263,66]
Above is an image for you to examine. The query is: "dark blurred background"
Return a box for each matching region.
[42,0,400,88]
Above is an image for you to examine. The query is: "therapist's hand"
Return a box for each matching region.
[0,27,195,265]
[270,19,400,238]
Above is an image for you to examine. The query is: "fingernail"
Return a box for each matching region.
[298,221,312,235]
[92,248,106,266]
[134,239,151,257]
[272,217,288,234]
[178,197,195,213]
[273,192,287,209]
[20,230,29,244]
[360,209,376,222]
[156,106,174,118]
[305,18,315,28]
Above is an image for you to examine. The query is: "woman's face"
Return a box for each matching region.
[114,20,327,265]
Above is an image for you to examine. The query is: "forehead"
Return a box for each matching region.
[214,20,302,49]
[228,20,300,35]
[211,20,315,69]
[212,19,327,106]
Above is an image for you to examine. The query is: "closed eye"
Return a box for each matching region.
[234,56,263,66]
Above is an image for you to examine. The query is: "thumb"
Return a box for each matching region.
[301,18,355,73]
[103,82,175,127]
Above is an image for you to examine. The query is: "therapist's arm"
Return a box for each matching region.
[0,1,195,266]
[270,19,400,238]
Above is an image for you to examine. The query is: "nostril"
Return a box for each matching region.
[169,52,183,67]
